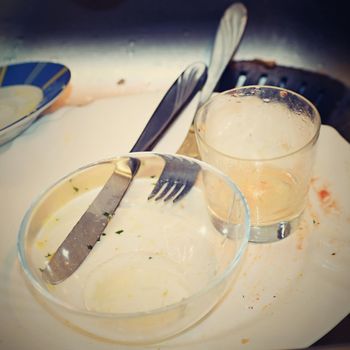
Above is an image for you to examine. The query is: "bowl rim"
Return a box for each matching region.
[0,61,71,134]
[17,152,250,319]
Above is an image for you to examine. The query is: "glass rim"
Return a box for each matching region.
[17,152,250,320]
[194,85,321,162]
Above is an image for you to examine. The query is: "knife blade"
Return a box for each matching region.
[43,62,207,284]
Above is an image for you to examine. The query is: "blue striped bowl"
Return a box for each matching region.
[0,61,71,145]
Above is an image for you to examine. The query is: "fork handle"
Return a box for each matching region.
[199,2,247,107]
[130,62,207,152]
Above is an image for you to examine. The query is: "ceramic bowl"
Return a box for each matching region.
[0,61,71,145]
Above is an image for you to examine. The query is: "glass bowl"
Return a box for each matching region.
[17,153,250,344]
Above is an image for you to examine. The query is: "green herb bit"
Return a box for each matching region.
[39,267,45,272]
[73,186,79,192]
[45,253,52,258]
[148,256,153,260]
[102,232,107,236]
[87,244,93,250]
[103,212,113,219]
[150,175,156,179]
[115,230,124,235]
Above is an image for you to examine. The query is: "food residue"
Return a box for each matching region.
[36,239,47,249]
[103,212,113,220]
[310,178,340,214]
[318,189,330,201]
[294,219,310,251]
[241,338,250,345]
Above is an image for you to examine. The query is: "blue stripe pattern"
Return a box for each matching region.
[0,61,71,109]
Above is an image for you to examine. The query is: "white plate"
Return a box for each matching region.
[0,92,349,350]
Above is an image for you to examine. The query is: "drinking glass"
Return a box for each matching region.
[194,86,321,243]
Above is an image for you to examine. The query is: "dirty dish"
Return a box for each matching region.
[0,61,71,145]
[17,152,250,344]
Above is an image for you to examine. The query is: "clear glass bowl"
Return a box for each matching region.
[17,153,250,344]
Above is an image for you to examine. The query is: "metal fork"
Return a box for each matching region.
[148,155,201,203]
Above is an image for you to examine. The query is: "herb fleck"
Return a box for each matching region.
[87,244,93,250]
[103,212,113,219]
[45,253,52,258]
[73,186,79,192]
[115,230,124,235]
[39,267,45,272]
[150,175,156,179]
[331,252,336,256]
[102,232,106,236]
[148,256,153,260]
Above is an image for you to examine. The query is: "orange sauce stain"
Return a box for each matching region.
[295,219,309,251]
[318,189,330,201]
[307,198,321,226]
[317,186,339,214]
[310,178,340,215]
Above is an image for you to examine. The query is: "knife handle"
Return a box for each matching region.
[130,62,207,152]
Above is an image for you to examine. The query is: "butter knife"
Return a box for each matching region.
[43,62,207,284]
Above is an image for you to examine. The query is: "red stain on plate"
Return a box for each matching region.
[310,178,340,215]
[317,187,339,214]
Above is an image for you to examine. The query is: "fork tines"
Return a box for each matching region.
[148,155,201,203]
